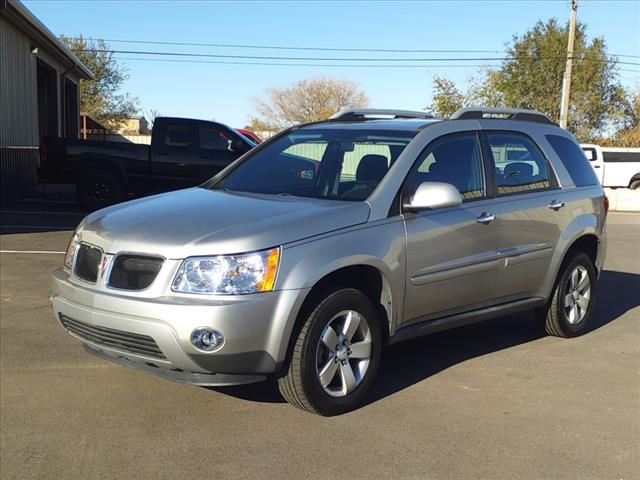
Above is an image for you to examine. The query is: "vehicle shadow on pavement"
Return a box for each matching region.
[0,186,85,234]
[366,269,639,407]
[588,269,640,332]
[209,269,639,408]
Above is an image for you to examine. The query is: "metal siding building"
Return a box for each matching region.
[0,0,92,203]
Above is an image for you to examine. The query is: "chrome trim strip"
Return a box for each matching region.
[410,251,501,286]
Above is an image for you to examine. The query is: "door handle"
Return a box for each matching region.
[548,200,565,210]
[476,212,496,224]
[593,165,601,168]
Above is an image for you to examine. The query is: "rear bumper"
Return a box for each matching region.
[51,268,308,386]
[597,228,607,276]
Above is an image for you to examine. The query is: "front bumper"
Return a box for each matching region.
[82,345,265,386]
[51,268,307,386]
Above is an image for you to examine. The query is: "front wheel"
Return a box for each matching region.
[278,288,383,416]
[539,252,597,338]
[629,179,640,190]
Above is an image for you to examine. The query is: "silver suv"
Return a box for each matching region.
[51,108,607,415]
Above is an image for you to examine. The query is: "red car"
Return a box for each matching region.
[236,128,262,144]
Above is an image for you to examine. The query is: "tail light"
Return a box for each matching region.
[40,143,48,164]
[604,195,609,216]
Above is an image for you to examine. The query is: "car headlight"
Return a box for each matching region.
[64,233,80,272]
[172,247,280,295]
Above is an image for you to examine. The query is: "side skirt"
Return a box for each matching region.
[389,297,546,345]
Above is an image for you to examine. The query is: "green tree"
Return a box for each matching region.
[60,35,138,128]
[428,75,465,117]
[428,19,630,141]
[614,90,640,146]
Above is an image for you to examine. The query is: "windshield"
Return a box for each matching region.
[207,128,416,201]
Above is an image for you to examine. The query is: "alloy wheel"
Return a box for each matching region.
[315,310,372,397]
[564,265,591,324]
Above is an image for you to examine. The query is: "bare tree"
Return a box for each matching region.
[145,109,164,130]
[250,76,369,130]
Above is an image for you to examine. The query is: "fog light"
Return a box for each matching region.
[190,328,224,352]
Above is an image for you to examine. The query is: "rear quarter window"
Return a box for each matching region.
[546,135,599,187]
[603,151,640,163]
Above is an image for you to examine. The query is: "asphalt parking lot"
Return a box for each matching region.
[1,195,638,479]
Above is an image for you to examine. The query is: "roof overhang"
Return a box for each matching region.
[0,0,93,80]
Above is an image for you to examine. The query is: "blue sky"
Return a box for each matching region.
[25,0,640,128]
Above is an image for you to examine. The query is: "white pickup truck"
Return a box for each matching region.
[581,144,640,189]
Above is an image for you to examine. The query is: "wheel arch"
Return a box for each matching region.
[72,155,128,186]
[541,213,604,299]
[274,259,397,373]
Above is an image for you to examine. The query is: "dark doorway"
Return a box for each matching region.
[37,59,58,141]
[63,78,79,138]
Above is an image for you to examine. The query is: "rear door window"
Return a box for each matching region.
[200,126,235,151]
[603,151,640,163]
[486,132,552,195]
[164,124,196,147]
[546,135,599,187]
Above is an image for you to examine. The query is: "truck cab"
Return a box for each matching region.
[581,143,640,189]
[39,116,255,210]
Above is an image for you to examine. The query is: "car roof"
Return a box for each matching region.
[295,107,557,136]
[296,118,442,133]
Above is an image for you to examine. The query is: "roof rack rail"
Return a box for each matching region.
[450,107,556,125]
[330,108,435,121]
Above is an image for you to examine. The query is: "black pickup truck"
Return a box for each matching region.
[39,117,255,210]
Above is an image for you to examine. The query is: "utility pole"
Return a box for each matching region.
[559,0,578,129]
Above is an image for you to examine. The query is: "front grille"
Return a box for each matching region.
[74,244,102,283]
[108,254,164,290]
[60,314,166,359]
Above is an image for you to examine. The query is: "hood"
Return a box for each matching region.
[79,188,370,258]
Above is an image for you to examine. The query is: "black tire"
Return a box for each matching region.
[278,288,383,416]
[629,179,640,190]
[539,252,597,338]
[76,170,123,211]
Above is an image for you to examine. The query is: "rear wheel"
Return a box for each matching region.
[278,288,382,416]
[77,170,123,211]
[629,179,640,190]
[540,252,597,338]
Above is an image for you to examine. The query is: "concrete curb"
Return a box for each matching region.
[604,188,640,213]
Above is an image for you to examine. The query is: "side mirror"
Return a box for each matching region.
[583,149,594,161]
[403,181,463,212]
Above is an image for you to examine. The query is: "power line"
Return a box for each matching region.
[68,35,640,59]
[117,57,503,68]
[79,37,503,54]
[71,36,640,59]
[81,49,514,62]
[78,48,640,65]
[116,56,640,73]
